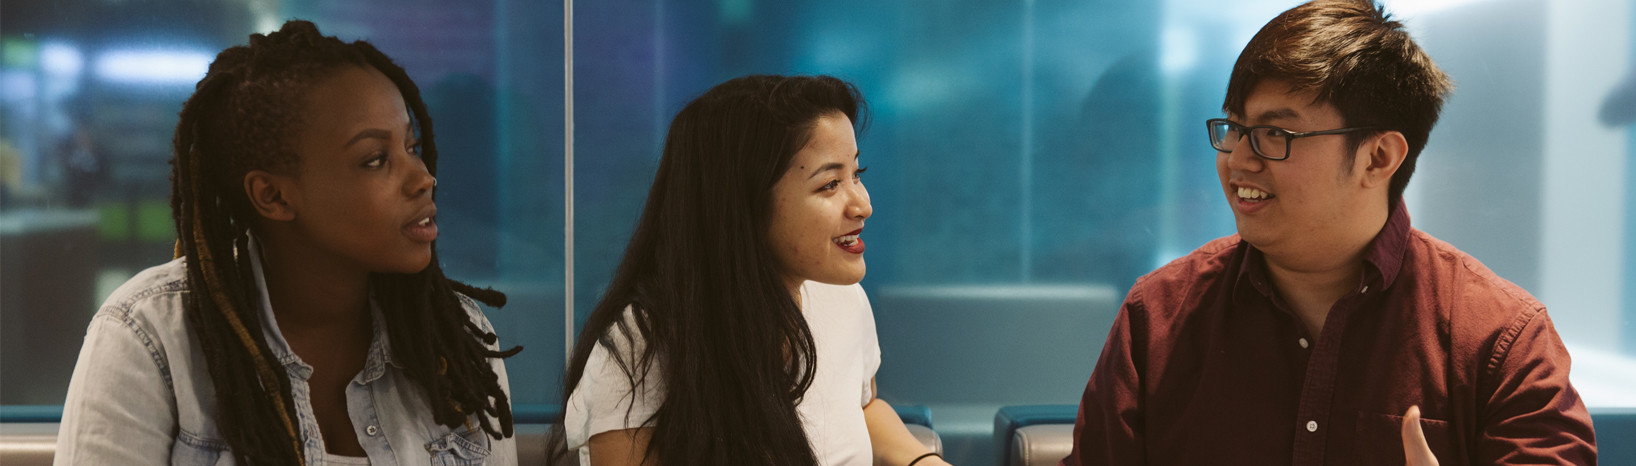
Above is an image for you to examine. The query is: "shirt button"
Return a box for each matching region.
[366,425,379,436]
[1298,338,1309,348]
[1307,421,1318,432]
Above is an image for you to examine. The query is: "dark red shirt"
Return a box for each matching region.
[1063,201,1596,466]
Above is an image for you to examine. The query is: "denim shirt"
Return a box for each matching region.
[55,238,517,466]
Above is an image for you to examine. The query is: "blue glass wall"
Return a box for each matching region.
[0,0,567,405]
[571,0,1636,462]
[5,0,1636,464]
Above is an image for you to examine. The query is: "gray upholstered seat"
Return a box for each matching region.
[1008,424,1072,466]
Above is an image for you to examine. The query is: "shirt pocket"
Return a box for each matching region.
[171,429,232,466]
[424,427,492,466]
[1353,412,1455,466]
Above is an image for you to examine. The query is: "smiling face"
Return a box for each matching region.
[1217,79,1380,256]
[767,112,872,289]
[255,64,437,274]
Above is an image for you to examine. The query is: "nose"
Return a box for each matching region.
[405,157,435,198]
[1224,134,1265,173]
[846,182,872,220]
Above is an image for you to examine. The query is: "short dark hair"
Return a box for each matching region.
[1223,0,1453,203]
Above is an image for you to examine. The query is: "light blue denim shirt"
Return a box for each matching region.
[55,237,517,466]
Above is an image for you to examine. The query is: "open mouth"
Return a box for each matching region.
[403,207,439,243]
[833,228,865,254]
[1237,186,1275,203]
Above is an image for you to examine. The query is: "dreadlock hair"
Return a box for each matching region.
[551,75,867,466]
[169,20,521,465]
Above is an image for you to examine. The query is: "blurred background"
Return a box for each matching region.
[4,0,1635,463]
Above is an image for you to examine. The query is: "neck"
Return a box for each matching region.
[1262,250,1365,307]
[784,276,804,308]
[1258,198,1390,331]
[256,229,372,333]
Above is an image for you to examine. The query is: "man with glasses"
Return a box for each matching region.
[1062,1,1596,465]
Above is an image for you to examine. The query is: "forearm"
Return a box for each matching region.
[864,398,949,466]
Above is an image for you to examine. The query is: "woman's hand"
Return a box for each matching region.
[1400,406,1438,466]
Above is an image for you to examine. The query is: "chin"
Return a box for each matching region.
[808,266,866,287]
[1234,224,1277,250]
[383,253,433,275]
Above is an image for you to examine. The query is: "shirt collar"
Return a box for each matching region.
[246,233,399,383]
[1365,197,1412,291]
[1234,197,1412,301]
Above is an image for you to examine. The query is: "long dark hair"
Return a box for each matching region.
[556,75,867,465]
[170,20,520,465]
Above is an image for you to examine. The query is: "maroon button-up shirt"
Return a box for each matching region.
[1063,201,1596,466]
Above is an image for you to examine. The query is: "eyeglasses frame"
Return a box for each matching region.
[1205,118,1381,161]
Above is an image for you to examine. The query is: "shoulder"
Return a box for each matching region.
[1126,235,1242,317]
[591,305,649,359]
[452,291,496,335]
[97,258,192,323]
[89,259,194,359]
[1407,229,1544,313]
[75,258,194,394]
[1403,229,1553,373]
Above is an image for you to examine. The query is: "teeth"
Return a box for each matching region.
[417,218,431,226]
[1237,187,1270,200]
[833,235,858,246]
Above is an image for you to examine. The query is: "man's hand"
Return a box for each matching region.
[1400,406,1439,466]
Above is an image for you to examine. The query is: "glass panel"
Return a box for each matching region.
[0,0,566,407]
[1396,0,1636,409]
[576,0,1636,463]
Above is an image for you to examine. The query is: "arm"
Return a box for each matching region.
[1061,297,1145,466]
[588,428,656,466]
[865,379,949,466]
[1473,310,1595,465]
[568,309,665,466]
[55,314,180,465]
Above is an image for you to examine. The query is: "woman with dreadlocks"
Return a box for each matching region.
[555,75,950,466]
[55,20,519,465]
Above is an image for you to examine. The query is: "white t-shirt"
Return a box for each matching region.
[564,281,882,466]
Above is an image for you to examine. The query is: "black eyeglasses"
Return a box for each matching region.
[1206,118,1379,161]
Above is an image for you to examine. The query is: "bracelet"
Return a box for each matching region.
[907,452,942,466]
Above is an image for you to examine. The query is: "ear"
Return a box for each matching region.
[1358,131,1409,190]
[243,170,299,222]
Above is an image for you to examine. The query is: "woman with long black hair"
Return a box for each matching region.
[559,75,950,466]
[55,21,518,465]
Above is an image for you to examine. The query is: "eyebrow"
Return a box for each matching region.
[345,128,393,148]
[1253,108,1301,123]
[346,122,416,148]
[806,152,862,179]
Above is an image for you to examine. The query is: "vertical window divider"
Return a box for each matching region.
[564,0,576,365]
